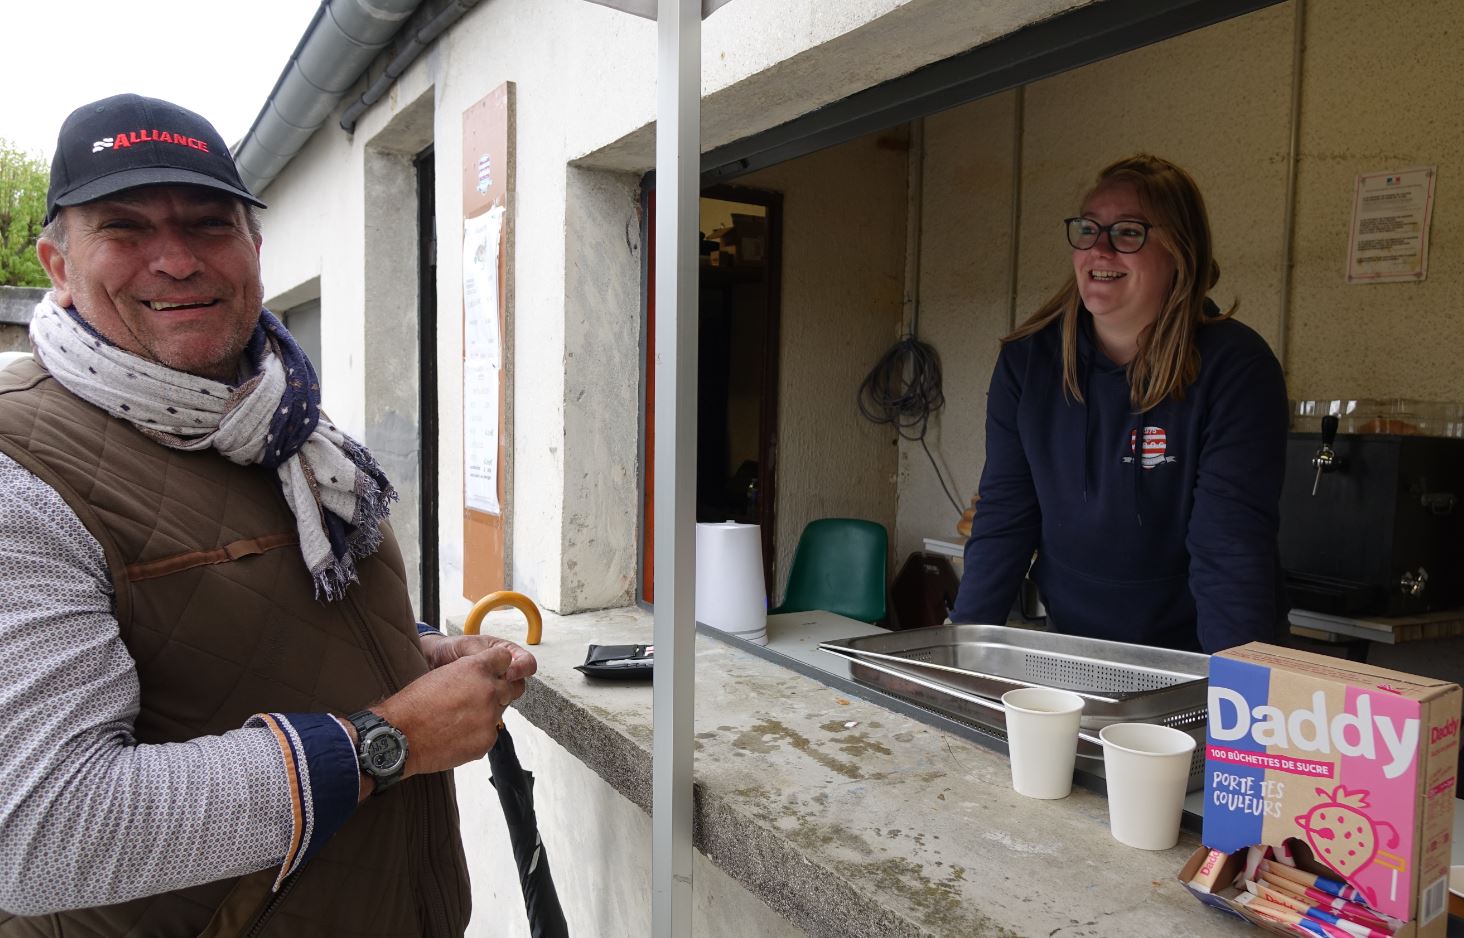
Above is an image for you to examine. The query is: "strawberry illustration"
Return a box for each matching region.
[1295,786,1401,898]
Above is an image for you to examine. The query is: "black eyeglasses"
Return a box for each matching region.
[1064,217,1154,254]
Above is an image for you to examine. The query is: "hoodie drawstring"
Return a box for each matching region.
[1081,353,1094,503]
[1076,309,1145,525]
[1131,418,1144,526]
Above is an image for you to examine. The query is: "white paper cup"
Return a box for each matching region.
[1099,722,1197,850]
[1001,687,1084,800]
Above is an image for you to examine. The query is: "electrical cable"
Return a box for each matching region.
[857,334,964,515]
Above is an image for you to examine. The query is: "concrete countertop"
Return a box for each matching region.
[456,604,1253,938]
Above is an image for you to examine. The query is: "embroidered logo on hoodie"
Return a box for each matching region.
[1124,426,1177,470]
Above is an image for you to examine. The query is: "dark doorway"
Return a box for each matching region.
[639,185,783,604]
[415,146,440,627]
[695,187,782,595]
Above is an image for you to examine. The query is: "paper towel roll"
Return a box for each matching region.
[695,521,767,644]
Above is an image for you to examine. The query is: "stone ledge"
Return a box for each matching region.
[458,603,1252,938]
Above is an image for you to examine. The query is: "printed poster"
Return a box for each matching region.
[463,205,505,514]
[1346,167,1437,283]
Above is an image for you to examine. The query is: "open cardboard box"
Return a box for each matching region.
[1180,847,1279,933]
[1183,644,1463,937]
[1180,845,1418,936]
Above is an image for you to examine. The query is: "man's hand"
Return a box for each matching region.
[420,632,536,705]
[421,631,535,674]
[367,640,537,789]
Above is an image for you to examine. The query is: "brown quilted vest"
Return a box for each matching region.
[0,360,471,938]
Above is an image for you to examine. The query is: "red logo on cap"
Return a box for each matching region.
[91,130,210,154]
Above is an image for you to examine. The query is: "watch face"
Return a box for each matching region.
[362,726,406,775]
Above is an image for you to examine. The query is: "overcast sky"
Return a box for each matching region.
[5,0,321,159]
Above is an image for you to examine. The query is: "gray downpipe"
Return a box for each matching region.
[234,0,424,195]
[1006,85,1024,333]
[902,118,923,337]
[340,0,482,133]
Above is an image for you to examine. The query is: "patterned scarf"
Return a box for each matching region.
[29,294,396,601]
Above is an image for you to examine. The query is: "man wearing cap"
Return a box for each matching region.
[0,94,528,936]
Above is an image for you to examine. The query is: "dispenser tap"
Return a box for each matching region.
[1311,414,1341,496]
[1400,567,1428,598]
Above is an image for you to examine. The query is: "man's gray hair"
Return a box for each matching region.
[38,215,67,252]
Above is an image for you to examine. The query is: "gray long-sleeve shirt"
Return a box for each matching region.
[0,450,354,916]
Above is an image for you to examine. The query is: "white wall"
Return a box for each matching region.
[260,106,367,436]
[257,0,1094,620]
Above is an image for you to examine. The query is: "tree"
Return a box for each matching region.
[0,139,48,287]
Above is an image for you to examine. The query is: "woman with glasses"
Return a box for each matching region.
[950,154,1289,653]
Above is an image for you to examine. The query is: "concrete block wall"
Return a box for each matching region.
[0,287,43,353]
[737,133,909,603]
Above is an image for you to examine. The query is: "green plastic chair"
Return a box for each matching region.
[770,518,888,623]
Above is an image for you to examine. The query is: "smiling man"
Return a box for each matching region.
[38,186,265,382]
[0,94,532,937]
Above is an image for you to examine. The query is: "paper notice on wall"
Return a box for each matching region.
[1346,166,1437,283]
[463,205,505,515]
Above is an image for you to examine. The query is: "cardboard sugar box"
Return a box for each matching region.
[1199,643,1461,937]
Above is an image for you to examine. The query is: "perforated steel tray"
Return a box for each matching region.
[818,624,1210,787]
[819,623,1209,727]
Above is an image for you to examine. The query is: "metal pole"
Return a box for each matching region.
[652,0,699,934]
[1276,0,1306,372]
[901,117,923,338]
[1006,85,1024,333]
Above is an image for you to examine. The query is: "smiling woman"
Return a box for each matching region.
[950,154,1291,656]
[1069,185,1179,366]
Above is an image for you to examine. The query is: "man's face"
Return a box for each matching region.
[37,185,263,383]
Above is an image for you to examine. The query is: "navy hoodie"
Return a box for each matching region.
[951,309,1290,653]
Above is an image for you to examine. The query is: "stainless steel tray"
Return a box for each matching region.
[819,624,1210,788]
[836,653,1207,789]
[819,623,1209,727]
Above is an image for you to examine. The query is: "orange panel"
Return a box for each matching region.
[462,83,515,600]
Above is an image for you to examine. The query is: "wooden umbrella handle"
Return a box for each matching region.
[464,590,543,645]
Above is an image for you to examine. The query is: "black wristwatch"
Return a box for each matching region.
[347,710,409,795]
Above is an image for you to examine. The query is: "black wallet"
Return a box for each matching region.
[575,643,654,680]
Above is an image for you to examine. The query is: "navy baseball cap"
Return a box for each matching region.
[45,93,266,224]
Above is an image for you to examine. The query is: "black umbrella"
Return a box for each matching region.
[465,591,569,938]
[489,726,569,938]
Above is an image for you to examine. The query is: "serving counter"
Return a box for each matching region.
[456,604,1255,937]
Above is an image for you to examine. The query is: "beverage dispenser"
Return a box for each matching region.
[1280,399,1464,617]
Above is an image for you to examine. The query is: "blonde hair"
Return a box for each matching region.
[1005,154,1232,413]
